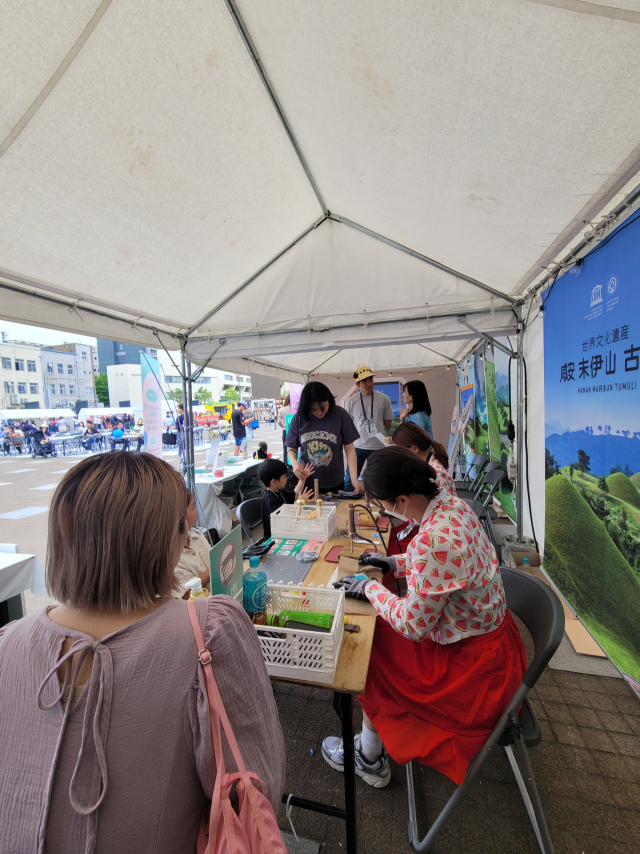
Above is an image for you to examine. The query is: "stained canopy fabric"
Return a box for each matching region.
[1,1,639,379]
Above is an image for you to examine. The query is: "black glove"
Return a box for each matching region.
[332,575,372,601]
[358,553,396,575]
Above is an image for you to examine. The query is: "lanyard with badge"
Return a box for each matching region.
[360,392,377,436]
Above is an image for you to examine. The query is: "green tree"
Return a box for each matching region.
[620,508,628,532]
[545,448,560,480]
[577,449,591,478]
[166,388,183,405]
[569,463,575,481]
[598,476,609,493]
[195,387,213,406]
[223,387,240,403]
[95,372,109,405]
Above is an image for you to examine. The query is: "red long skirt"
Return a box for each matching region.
[359,612,527,784]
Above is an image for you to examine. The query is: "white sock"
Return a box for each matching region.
[359,726,383,762]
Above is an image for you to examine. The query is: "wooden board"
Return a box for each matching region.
[565,619,607,658]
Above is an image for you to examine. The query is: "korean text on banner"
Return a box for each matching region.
[140,354,164,459]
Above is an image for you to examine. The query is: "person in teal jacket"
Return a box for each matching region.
[400,380,433,437]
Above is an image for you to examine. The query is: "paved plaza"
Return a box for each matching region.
[1,428,639,853]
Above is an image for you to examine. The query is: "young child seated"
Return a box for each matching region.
[259,458,314,540]
[172,492,212,598]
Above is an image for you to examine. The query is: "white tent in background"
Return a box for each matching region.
[1,1,640,535]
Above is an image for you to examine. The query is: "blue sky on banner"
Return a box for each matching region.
[544,210,640,444]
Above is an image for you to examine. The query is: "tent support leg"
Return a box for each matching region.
[180,349,195,494]
[516,313,525,544]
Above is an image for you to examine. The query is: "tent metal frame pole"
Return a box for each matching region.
[328,214,517,305]
[223,0,328,216]
[187,305,514,347]
[180,349,195,494]
[526,179,640,301]
[185,215,327,336]
[458,317,516,357]
[516,313,525,544]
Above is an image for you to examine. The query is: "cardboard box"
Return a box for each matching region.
[508,551,542,570]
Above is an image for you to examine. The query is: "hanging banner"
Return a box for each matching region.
[457,356,475,471]
[474,347,488,455]
[543,209,640,690]
[140,353,163,458]
[492,346,516,520]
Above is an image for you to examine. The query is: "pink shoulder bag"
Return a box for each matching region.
[187,601,287,854]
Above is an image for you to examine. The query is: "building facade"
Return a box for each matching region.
[40,343,98,408]
[97,339,159,374]
[0,340,45,409]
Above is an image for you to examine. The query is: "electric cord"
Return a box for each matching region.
[350,503,401,596]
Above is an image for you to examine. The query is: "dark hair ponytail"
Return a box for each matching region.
[392,422,449,468]
[363,447,440,504]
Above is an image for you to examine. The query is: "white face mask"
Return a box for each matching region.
[386,498,409,523]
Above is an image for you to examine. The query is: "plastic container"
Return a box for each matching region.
[185,577,209,598]
[255,583,345,684]
[243,569,267,614]
[270,503,337,542]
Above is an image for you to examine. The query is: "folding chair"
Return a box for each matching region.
[239,463,263,501]
[236,498,264,544]
[464,469,505,518]
[454,454,489,491]
[456,460,501,501]
[406,567,564,853]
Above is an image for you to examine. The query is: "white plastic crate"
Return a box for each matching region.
[270,503,337,542]
[255,583,345,684]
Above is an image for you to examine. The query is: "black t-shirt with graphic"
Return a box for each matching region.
[285,406,360,489]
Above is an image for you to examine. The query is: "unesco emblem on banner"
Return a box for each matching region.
[590,284,603,307]
[608,276,617,295]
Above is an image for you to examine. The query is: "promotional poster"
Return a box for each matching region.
[140,353,164,458]
[543,209,640,689]
[474,346,488,456]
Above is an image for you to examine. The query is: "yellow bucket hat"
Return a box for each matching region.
[353,364,375,382]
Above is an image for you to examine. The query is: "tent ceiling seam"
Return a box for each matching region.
[513,144,640,295]
[0,279,179,343]
[328,214,517,305]
[458,316,516,357]
[0,266,186,330]
[0,0,114,159]
[185,214,327,336]
[523,0,640,25]
[223,0,328,216]
[310,351,343,375]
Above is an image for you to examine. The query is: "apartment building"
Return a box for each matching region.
[40,344,98,408]
[0,340,44,409]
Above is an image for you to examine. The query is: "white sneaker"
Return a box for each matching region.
[321,732,391,788]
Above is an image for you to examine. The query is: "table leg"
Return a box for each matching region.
[333,691,357,854]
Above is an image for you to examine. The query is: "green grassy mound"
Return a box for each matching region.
[630,472,640,491]
[545,474,640,681]
[606,473,640,510]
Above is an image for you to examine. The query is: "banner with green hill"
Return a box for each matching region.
[543,209,640,693]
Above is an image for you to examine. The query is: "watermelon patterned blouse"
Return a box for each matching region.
[364,492,507,644]
[430,458,455,496]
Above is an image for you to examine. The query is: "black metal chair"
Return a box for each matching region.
[406,567,564,853]
[464,469,505,517]
[454,454,489,491]
[239,462,263,502]
[236,498,264,543]
[456,460,501,501]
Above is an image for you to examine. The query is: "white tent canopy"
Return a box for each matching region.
[1,0,639,380]
[0,409,74,422]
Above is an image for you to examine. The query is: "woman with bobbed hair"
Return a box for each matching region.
[391,421,455,495]
[323,446,525,789]
[0,452,284,854]
[285,381,361,493]
[400,379,433,437]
